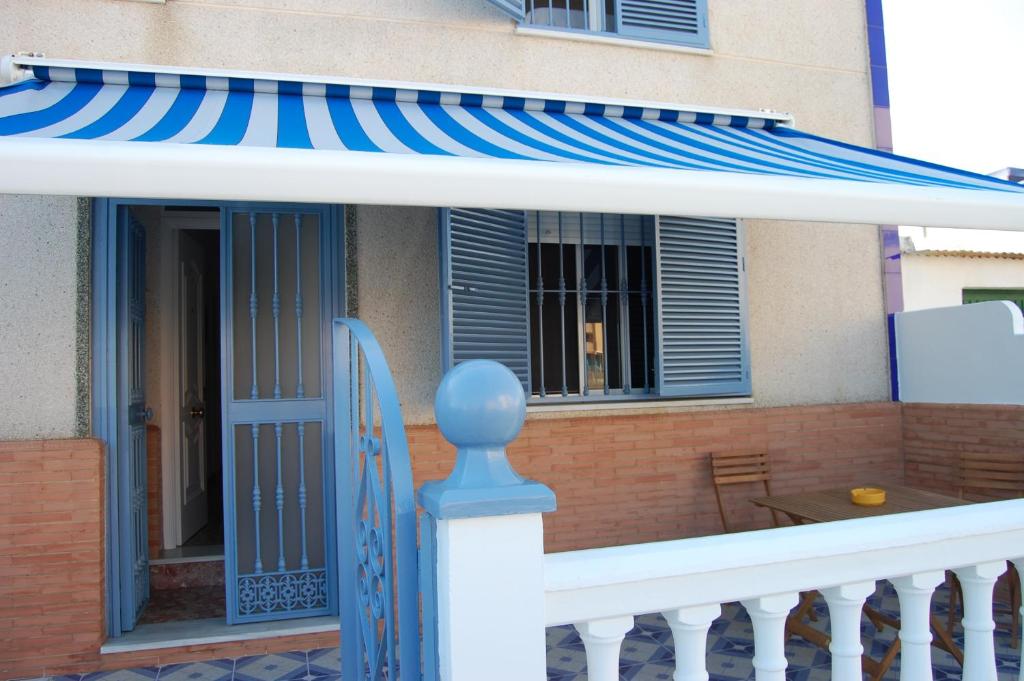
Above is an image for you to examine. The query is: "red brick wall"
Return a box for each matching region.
[0,438,106,679]
[147,425,163,559]
[903,403,1024,496]
[409,401,904,552]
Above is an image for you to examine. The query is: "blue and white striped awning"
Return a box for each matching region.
[2,58,1023,229]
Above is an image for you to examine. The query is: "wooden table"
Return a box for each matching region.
[750,484,969,680]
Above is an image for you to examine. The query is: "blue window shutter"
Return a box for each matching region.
[439,208,531,391]
[482,0,527,21]
[615,0,709,47]
[654,216,750,397]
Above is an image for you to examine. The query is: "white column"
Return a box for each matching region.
[892,570,944,681]
[434,514,549,681]
[821,581,876,681]
[576,616,634,681]
[663,604,721,681]
[741,593,798,681]
[955,561,1006,681]
[1012,558,1024,681]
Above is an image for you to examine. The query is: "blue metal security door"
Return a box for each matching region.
[117,213,150,631]
[221,205,344,623]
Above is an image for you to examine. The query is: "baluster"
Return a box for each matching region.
[535,212,545,398]
[892,571,944,681]
[640,223,650,392]
[579,215,588,397]
[955,561,1006,681]
[619,215,631,394]
[1013,558,1024,681]
[557,212,568,397]
[251,423,263,574]
[274,422,285,572]
[821,581,875,681]
[271,213,282,399]
[297,422,309,570]
[741,593,798,681]
[294,213,305,399]
[599,214,609,394]
[248,212,259,400]
[576,616,633,681]
[663,604,720,681]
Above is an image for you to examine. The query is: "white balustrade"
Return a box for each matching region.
[539,500,1024,681]
[821,581,875,681]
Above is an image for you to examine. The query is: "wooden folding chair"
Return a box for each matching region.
[709,451,781,533]
[947,451,1024,647]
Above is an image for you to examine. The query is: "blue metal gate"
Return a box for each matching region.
[333,319,422,681]
[221,205,344,623]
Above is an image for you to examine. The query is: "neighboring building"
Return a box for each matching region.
[2,1,1024,679]
[901,167,1024,311]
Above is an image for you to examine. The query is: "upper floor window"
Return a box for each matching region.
[521,0,710,49]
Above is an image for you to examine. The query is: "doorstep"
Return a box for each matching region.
[101,615,338,653]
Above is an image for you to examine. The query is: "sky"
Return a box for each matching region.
[883,0,1024,250]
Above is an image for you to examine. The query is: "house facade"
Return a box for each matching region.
[3,1,1021,678]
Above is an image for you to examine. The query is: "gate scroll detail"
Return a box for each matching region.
[334,319,421,681]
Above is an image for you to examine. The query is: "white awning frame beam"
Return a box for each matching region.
[2,137,1023,231]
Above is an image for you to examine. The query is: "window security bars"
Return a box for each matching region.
[528,212,656,400]
[522,0,709,48]
[524,0,613,32]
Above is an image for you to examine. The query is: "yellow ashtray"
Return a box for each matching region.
[851,487,886,506]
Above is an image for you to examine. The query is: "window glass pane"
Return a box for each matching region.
[604,0,616,31]
[626,243,656,391]
[529,242,580,396]
[525,0,589,29]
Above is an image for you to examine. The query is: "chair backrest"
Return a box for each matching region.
[958,452,1024,501]
[709,452,777,532]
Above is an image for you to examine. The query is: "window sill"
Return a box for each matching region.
[514,25,713,56]
[526,395,753,416]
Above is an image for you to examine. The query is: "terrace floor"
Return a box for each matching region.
[20,584,1022,681]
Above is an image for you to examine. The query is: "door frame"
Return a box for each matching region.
[94,198,346,638]
[158,210,221,551]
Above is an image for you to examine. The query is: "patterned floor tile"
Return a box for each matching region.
[305,648,341,677]
[233,652,308,681]
[157,659,234,681]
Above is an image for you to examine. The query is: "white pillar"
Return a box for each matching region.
[892,570,944,681]
[955,561,1006,681]
[576,616,634,681]
[1012,558,1024,681]
[663,604,721,681]
[821,581,875,681]
[419,360,557,681]
[741,593,798,681]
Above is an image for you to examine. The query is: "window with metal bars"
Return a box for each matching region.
[528,212,656,398]
[520,0,709,48]
[439,208,750,404]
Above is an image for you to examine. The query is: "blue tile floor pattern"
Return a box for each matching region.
[20,584,1021,681]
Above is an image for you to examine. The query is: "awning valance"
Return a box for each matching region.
[2,58,1023,230]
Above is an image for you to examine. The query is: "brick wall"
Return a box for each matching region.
[903,403,1024,496]
[408,401,904,552]
[147,425,162,559]
[0,438,106,679]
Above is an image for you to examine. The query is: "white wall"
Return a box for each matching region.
[896,301,1024,405]
[0,0,890,432]
[902,252,1024,311]
[0,195,82,439]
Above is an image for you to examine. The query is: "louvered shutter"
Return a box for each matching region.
[439,208,531,391]
[482,0,527,21]
[615,0,709,47]
[654,216,750,397]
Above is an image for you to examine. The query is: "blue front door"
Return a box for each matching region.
[117,213,150,631]
[220,205,343,623]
